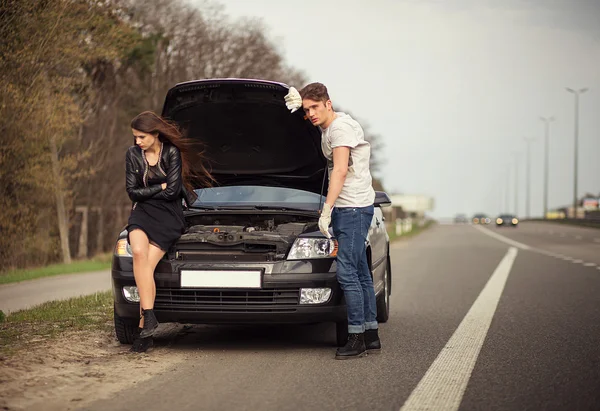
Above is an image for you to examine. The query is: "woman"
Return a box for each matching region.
[125,111,212,353]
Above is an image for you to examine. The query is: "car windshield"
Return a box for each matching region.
[191,185,325,211]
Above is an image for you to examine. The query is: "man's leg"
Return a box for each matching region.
[332,208,367,359]
[332,208,365,334]
[358,206,378,330]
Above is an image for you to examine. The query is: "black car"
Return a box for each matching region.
[112,78,392,347]
[496,214,518,227]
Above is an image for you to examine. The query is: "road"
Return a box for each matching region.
[74,221,600,411]
[0,270,110,313]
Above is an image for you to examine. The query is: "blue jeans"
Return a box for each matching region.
[332,205,378,334]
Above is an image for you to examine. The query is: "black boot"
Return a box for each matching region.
[335,333,367,360]
[365,329,381,353]
[130,327,154,353]
[139,308,159,338]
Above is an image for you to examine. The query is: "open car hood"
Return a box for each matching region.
[161,79,327,195]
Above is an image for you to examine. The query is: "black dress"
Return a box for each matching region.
[127,164,185,251]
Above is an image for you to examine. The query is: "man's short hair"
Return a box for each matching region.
[299,82,330,103]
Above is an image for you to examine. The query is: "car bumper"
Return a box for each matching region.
[112,257,347,324]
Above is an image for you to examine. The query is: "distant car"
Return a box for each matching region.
[472,213,490,225]
[496,214,519,227]
[454,214,468,224]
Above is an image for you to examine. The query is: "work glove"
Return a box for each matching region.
[284,87,302,113]
[319,203,333,238]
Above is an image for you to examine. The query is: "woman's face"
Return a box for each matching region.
[132,129,158,151]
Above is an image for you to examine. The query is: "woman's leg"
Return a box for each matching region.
[146,243,166,305]
[129,229,155,327]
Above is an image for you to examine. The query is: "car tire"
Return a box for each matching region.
[336,321,348,347]
[376,258,390,323]
[114,306,137,344]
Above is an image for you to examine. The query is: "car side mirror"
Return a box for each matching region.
[374,191,391,207]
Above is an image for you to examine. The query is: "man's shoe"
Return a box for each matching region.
[335,333,367,360]
[365,329,381,353]
[139,308,159,338]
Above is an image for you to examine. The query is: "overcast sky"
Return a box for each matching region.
[190,0,600,218]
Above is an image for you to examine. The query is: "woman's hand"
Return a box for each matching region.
[161,183,167,190]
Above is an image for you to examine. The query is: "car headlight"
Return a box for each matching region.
[114,238,132,257]
[496,218,502,224]
[512,218,518,224]
[287,238,338,260]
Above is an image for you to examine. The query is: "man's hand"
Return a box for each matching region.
[161,183,167,190]
[319,203,333,238]
[284,87,302,113]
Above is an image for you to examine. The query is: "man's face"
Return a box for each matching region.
[302,98,332,127]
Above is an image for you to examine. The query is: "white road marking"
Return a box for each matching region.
[562,257,574,261]
[584,263,596,267]
[473,226,531,250]
[594,239,600,243]
[560,233,566,237]
[399,247,518,411]
[575,235,582,240]
[572,259,583,264]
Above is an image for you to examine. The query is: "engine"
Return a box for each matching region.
[173,214,318,262]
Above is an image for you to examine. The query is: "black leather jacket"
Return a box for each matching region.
[125,143,197,208]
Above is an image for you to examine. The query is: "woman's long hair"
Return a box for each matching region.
[130,111,214,192]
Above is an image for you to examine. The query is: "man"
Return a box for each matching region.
[285,83,380,359]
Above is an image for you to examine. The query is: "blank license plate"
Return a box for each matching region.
[180,270,262,289]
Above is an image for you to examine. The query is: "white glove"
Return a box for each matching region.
[318,203,333,238]
[284,87,302,113]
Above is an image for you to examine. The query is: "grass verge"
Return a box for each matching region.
[387,219,435,242]
[0,253,112,285]
[0,291,113,356]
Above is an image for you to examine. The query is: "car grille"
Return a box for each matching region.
[154,288,300,313]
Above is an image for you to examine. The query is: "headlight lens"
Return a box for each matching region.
[114,238,132,257]
[287,238,338,260]
[496,218,503,224]
[123,286,140,302]
[512,218,518,224]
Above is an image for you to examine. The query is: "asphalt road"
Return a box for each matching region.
[76,221,600,411]
[0,270,111,313]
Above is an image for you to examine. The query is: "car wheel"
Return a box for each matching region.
[376,259,390,323]
[336,321,348,347]
[114,305,138,344]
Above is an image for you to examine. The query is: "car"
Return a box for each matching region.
[496,214,518,227]
[112,78,393,348]
[454,214,468,224]
[472,213,491,224]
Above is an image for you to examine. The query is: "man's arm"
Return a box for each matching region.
[325,146,350,207]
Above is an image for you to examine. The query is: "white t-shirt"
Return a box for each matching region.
[320,112,376,208]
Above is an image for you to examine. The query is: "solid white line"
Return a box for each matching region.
[572,259,584,264]
[472,226,531,250]
[399,247,519,411]
[584,263,596,267]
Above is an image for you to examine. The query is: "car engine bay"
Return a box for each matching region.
[174,213,319,261]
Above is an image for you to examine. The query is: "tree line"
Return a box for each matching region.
[0,0,386,271]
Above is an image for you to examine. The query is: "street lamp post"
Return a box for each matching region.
[566,87,589,218]
[540,116,555,219]
[524,137,535,219]
[512,152,519,216]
